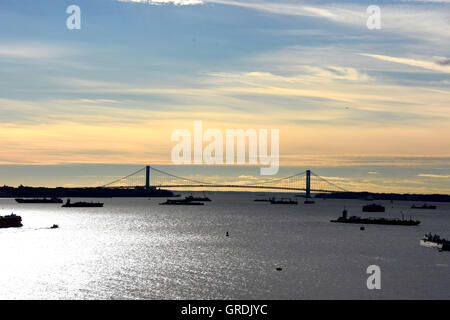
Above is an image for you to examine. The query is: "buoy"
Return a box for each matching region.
[226,232,229,237]
[360,226,365,231]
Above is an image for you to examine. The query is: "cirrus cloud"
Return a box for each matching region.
[117,0,203,5]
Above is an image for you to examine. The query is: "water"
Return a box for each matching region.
[0,195,449,300]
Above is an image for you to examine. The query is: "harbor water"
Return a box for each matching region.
[0,195,449,299]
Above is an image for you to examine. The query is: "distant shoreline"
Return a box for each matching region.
[0,185,174,198]
[318,192,450,202]
[0,185,449,201]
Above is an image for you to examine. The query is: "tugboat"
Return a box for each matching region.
[269,198,298,205]
[411,204,437,209]
[362,203,385,212]
[62,199,103,208]
[0,213,23,228]
[184,194,211,202]
[15,197,63,204]
[331,208,420,226]
[420,233,449,251]
[159,198,204,205]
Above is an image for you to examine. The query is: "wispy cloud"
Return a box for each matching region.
[400,0,450,3]
[418,174,450,178]
[206,0,450,42]
[436,57,450,66]
[360,53,450,73]
[118,0,203,5]
[206,0,339,19]
[0,43,73,59]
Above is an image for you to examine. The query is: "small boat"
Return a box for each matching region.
[15,197,63,204]
[331,208,420,226]
[159,199,204,205]
[185,194,211,202]
[269,198,298,205]
[50,224,59,229]
[362,203,385,212]
[62,199,103,208]
[304,199,315,204]
[411,204,437,209]
[0,213,23,228]
[420,233,449,250]
[254,199,270,202]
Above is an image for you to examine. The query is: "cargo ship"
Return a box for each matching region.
[411,204,437,209]
[62,199,103,207]
[269,198,298,204]
[0,213,23,228]
[185,195,211,202]
[159,199,204,205]
[331,208,420,226]
[362,203,385,212]
[15,197,63,204]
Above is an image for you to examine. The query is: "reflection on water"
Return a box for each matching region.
[0,195,449,299]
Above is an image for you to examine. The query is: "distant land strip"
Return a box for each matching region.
[0,186,449,201]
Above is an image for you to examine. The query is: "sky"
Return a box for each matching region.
[0,0,449,193]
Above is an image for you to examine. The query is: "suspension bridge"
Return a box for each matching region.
[100,166,349,195]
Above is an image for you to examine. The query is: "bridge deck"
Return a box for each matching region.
[107,184,338,193]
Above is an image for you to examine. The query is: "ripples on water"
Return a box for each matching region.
[0,195,449,299]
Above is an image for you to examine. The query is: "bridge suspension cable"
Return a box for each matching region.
[310,172,349,192]
[241,171,307,186]
[100,167,146,188]
[149,166,213,185]
[98,166,349,193]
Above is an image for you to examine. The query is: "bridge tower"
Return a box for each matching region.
[145,166,150,190]
[306,170,311,198]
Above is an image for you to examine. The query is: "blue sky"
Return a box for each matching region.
[0,0,449,192]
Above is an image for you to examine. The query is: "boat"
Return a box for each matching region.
[254,199,270,202]
[420,233,449,251]
[362,203,385,212]
[159,199,204,205]
[411,204,437,209]
[50,224,59,229]
[331,208,420,226]
[185,194,211,202]
[0,213,23,228]
[62,199,103,207]
[269,198,298,204]
[304,199,315,204]
[15,197,63,204]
